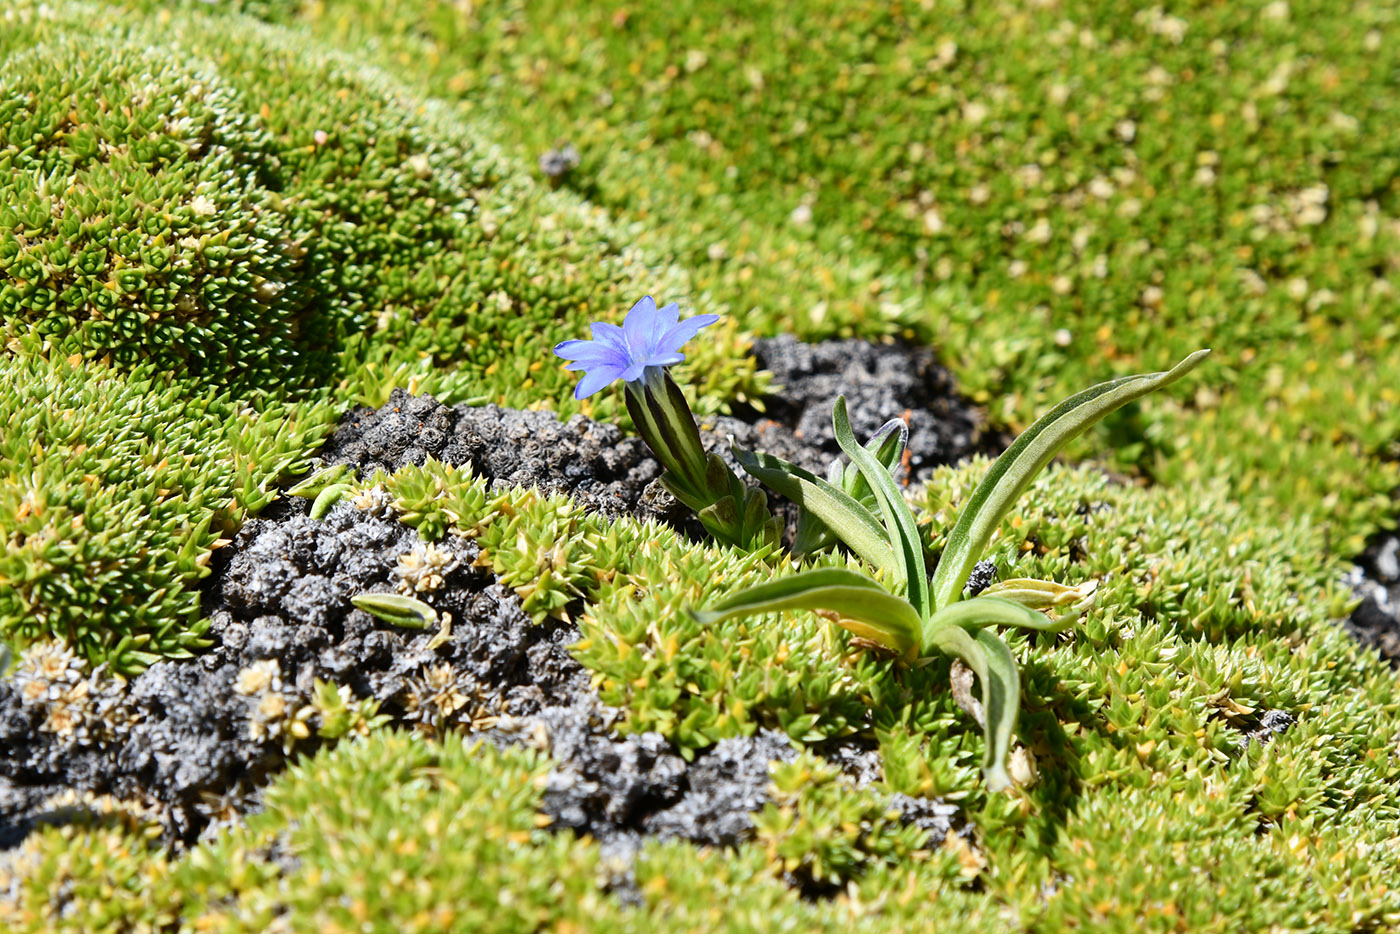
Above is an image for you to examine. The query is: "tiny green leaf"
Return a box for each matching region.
[310,482,355,520]
[287,463,356,498]
[351,593,438,629]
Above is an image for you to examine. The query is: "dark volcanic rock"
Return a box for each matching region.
[322,398,661,519]
[1237,709,1295,748]
[641,731,801,846]
[889,792,961,840]
[1346,532,1400,665]
[534,722,802,849]
[0,497,593,845]
[743,334,995,478]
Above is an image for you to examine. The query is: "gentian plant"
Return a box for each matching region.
[554,297,781,550]
[697,350,1210,791]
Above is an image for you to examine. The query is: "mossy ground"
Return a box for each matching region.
[1,0,1399,930]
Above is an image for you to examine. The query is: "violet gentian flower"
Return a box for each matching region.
[553,296,719,399]
[552,297,778,550]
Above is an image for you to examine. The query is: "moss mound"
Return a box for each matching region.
[0,0,761,671]
[0,354,335,669]
[0,36,322,388]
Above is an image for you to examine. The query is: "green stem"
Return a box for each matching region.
[623,366,778,550]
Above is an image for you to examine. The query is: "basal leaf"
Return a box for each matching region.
[833,397,930,618]
[693,567,921,657]
[929,350,1209,611]
[927,623,1020,792]
[977,578,1099,616]
[925,594,1087,641]
[734,445,895,569]
[796,417,908,556]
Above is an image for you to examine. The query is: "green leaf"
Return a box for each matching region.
[927,623,1020,792]
[351,592,438,629]
[929,350,1209,611]
[796,417,909,556]
[693,567,922,657]
[836,416,908,498]
[980,577,1098,614]
[734,445,895,569]
[286,462,356,498]
[924,594,1087,643]
[310,482,355,520]
[833,397,930,618]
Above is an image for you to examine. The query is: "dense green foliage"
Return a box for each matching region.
[0,354,335,669]
[294,0,1400,552]
[4,463,1399,929]
[2,0,1399,928]
[0,37,314,387]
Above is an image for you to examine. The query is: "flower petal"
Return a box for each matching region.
[560,302,719,401]
[554,339,624,366]
[573,364,626,399]
[655,301,681,334]
[623,296,666,360]
[623,296,661,334]
[589,321,631,355]
[657,313,721,354]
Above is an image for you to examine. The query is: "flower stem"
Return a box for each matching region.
[624,367,779,550]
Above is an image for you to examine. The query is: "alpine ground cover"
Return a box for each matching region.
[279,0,1400,553]
[1,0,1400,930]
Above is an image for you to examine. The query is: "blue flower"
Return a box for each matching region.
[554,296,720,399]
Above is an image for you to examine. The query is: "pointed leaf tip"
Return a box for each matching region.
[930,350,1212,610]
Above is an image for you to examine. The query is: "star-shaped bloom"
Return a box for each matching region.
[554,296,720,399]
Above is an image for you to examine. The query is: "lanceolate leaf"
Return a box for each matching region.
[351,593,438,629]
[929,350,1209,611]
[980,577,1098,612]
[310,482,354,520]
[693,567,922,657]
[287,462,356,498]
[923,595,1082,649]
[797,418,908,556]
[838,417,909,502]
[927,623,1020,792]
[734,446,895,570]
[833,397,931,618]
